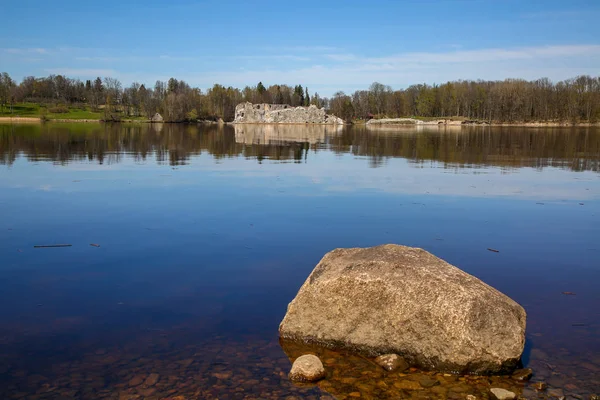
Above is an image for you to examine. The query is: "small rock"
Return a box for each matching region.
[143,373,159,387]
[288,354,326,382]
[128,375,145,387]
[374,354,408,372]
[534,381,547,391]
[490,388,516,400]
[511,368,533,381]
[137,387,156,397]
[212,371,232,380]
[548,388,564,398]
[393,380,422,390]
[419,376,440,388]
[466,396,477,400]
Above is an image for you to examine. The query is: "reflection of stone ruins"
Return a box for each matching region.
[234,124,342,145]
[233,102,344,125]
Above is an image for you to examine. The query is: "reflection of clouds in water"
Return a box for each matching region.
[224,156,600,201]
[4,152,599,202]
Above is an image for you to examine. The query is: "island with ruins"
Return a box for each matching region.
[233,102,345,125]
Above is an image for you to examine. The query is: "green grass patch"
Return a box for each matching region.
[0,103,41,117]
[0,103,148,121]
[46,108,103,120]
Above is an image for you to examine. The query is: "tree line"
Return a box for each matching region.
[1,72,599,123]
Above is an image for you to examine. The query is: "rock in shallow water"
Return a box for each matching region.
[511,368,533,381]
[490,388,516,399]
[288,354,326,382]
[279,244,526,374]
[374,354,408,372]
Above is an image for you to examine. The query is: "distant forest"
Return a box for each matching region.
[0,72,598,123]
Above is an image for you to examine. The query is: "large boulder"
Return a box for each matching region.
[279,244,526,374]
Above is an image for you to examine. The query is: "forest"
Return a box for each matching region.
[0,72,599,123]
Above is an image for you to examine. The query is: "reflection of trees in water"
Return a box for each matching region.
[0,124,599,172]
[331,127,600,172]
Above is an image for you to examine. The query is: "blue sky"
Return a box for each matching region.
[1,0,599,96]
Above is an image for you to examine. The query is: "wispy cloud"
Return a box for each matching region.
[2,47,50,55]
[6,44,600,96]
[44,68,119,77]
[519,9,592,19]
[181,44,600,93]
[325,54,357,62]
[277,45,340,53]
[233,54,311,62]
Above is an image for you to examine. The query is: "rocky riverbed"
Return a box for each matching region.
[0,332,600,400]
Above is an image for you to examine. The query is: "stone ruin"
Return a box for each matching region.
[233,102,344,125]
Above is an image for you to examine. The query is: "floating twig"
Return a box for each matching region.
[487,248,500,253]
[90,243,100,248]
[34,244,72,248]
[561,291,576,296]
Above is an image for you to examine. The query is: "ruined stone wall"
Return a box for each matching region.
[234,102,344,125]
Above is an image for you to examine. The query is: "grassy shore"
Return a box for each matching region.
[0,103,148,122]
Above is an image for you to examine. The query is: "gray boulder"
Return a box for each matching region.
[151,113,163,123]
[279,244,526,374]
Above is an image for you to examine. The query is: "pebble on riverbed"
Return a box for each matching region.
[288,354,326,382]
[374,354,409,372]
[511,368,533,381]
[490,387,517,399]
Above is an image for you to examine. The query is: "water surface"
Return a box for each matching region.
[0,123,599,399]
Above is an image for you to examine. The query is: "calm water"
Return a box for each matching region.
[0,123,599,399]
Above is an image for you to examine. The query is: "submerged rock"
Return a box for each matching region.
[374,354,408,372]
[418,376,440,388]
[511,368,533,381]
[288,354,326,382]
[279,244,526,374]
[490,388,516,399]
[233,102,344,124]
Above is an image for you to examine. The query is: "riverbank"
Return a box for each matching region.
[1,116,599,127]
[363,118,600,127]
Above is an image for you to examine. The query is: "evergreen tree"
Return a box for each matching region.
[257,81,267,102]
[294,85,305,106]
[305,87,310,106]
[274,85,283,104]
